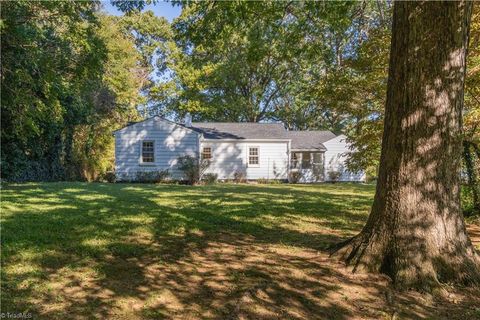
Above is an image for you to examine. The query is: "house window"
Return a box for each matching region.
[141,141,154,163]
[292,153,300,169]
[248,147,259,166]
[202,147,212,160]
[312,153,323,165]
[301,152,311,169]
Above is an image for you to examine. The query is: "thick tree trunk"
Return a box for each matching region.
[333,1,480,290]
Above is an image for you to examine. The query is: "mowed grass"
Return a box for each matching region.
[1,182,479,320]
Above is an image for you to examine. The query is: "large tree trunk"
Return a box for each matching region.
[333,1,480,290]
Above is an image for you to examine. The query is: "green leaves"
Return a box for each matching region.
[159,1,392,130]
[1,2,169,181]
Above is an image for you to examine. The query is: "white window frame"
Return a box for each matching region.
[202,146,212,160]
[301,152,312,169]
[248,146,260,167]
[140,140,155,164]
[291,152,301,169]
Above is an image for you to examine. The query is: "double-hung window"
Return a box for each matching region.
[202,147,212,160]
[301,152,311,169]
[248,147,259,166]
[292,152,300,169]
[141,141,155,163]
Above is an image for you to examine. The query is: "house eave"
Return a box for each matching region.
[291,148,327,152]
[201,138,291,142]
[112,116,201,136]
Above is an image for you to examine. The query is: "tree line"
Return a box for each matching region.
[1,1,168,181]
[1,1,478,213]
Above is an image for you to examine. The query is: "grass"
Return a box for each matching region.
[1,182,479,319]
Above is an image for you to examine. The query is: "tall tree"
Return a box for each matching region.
[333,1,480,289]
[164,1,388,124]
[1,1,104,181]
[0,2,155,181]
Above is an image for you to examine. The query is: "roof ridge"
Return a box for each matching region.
[286,130,335,133]
[191,122,283,124]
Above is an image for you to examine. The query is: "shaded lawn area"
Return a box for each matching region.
[1,182,479,319]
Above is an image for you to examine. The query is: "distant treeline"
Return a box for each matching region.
[1,1,478,187]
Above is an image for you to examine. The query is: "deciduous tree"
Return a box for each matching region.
[333,1,480,289]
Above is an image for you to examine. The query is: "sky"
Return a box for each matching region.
[101,1,181,22]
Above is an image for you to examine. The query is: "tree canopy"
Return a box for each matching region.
[1,1,168,181]
[1,1,478,191]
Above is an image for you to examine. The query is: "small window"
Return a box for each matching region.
[292,152,300,169]
[141,141,154,163]
[248,147,259,166]
[312,153,323,164]
[302,152,311,169]
[202,147,212,160]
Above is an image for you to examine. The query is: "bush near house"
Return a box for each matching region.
[202,173,218,184]
[177,155,210,185]
[327,170,341,183]
[288,171,303,184]
[135,170,170,183]
[233,171,247,183]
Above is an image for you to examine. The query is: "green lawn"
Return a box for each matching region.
[1,182,478,319]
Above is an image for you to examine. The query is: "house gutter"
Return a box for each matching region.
[202,138,291,142]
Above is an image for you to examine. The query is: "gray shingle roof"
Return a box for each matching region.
[286,131,337,151]
[115,117,337,149]
[191,123,336,149]
[191,122,289,139]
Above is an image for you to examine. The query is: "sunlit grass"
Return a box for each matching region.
[1,182,476,319]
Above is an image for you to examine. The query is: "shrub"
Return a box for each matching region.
[365,166,378,183]
[202,173,218,185]
[257,178,269,184]
[135,170,170,183]
[104,171,116,183]
[233,171,247,183]
[462,184,480,217]
[177,155,210,185]
[327,170,341,183]
[288,171,303,184]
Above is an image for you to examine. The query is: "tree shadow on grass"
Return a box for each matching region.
[2,182,478,319]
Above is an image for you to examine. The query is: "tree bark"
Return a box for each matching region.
[332,1,480,290]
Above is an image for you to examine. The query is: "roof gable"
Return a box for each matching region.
[113,116,200,136]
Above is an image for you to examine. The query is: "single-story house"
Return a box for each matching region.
[113,116,365,183]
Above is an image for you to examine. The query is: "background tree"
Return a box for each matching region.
[1,1,104,181]
[161,1,389,125]
[344,3,480,187]
[67,14,147,180]
[463,4,480,216]
[333,1,480,289]
[0,2,167,181]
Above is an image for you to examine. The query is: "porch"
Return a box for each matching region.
[290,151,325,183]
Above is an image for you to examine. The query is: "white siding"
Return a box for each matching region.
[114,117,199,180]
[201,140,289,180]
[323,135,365,182]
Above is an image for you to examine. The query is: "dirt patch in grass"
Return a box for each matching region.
[1,183,479,319]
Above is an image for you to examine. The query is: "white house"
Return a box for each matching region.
[113,116,365,182]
